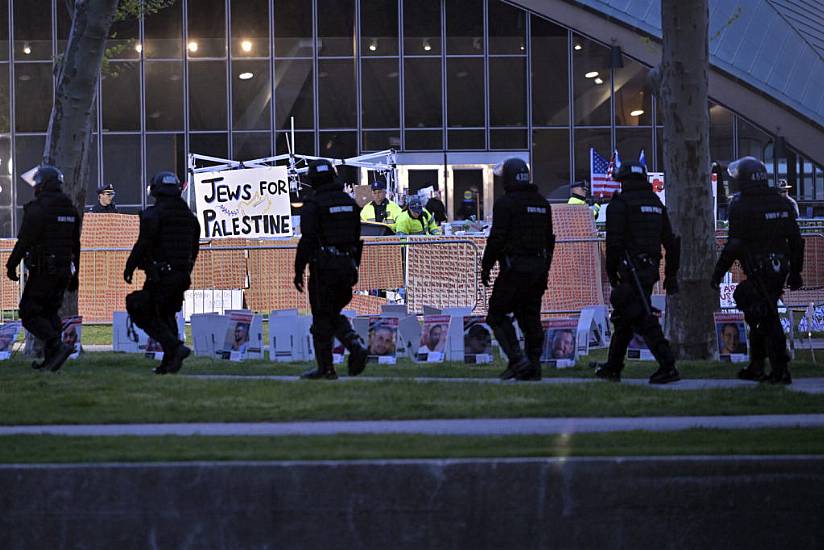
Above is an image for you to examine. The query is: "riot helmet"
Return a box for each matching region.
[33,165,64,192]
[493,157,530,189]
[150,171,183,197]
[727,156,768,191]
[306,159,337,188]
[612,160,647,182]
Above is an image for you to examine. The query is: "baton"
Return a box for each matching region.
[624,251,652,317]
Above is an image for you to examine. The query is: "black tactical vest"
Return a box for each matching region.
[148,197,199,270]
[611,180,667,259]
[36,190,79,263]
[728,187,796,271]
[310,185,361,247]
[500,186,553,257]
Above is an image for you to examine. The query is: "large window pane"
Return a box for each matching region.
[362,130,401,152]
[614,59,651,126]
[320,131,358,183]
[574,128,610,193]
[275,59,314,129]
[446,0,483,55]
[233,60,271,130]
[145,61,184,131]
[14,135,45,206]
[709,102,734,164]
[231,0,269,58]
[0,0,8,60]
[57,0,72,54]
[490,58,526,126]
[532,129,570,200]
[275,0,312,57]
[14,63,51,132]
[405,130,443,150]
[362,0,399,56]
[276,131,314,155]
[616,128,652,169]
[233,132,272,161]
[144,2,183,59]
[448,129,484,150]
[0,136,12,207]
[738,118,772,160]
[102,61,141,131]
[188,0,226,58]
[318,59,356,128]
[572,35,610,126]
[488,0,526,54]
[190,132,228,159]
[531,16,568,126]
[491,129,527,149]
[146,134,185,193]
[405,58,442,128]
[362,59,399,128]
[447,57,484,127]
[189,61,227,131]
[404,0,440,55]
[82,134,100,203]
[103,135,142,205]
[318,0,355,57]
[13,1,51,60]
[0,64,9,133]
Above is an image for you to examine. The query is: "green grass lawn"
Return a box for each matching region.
[1,352,823,425]
[4,428,824,463]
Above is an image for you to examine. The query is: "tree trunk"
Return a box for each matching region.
[659,0,718,359]
[43,0,120,316]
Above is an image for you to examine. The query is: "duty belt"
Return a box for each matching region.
[320,245,354,256]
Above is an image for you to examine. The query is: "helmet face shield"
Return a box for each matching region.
[727,156,768,187]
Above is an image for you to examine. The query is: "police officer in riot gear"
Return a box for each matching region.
[6,165,81,372]
[595,160,681,384]
[482,158,555,381]
[294,159,369,380]
[124,171,200,375]
[711,156,803,384]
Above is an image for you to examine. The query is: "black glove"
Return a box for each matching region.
[787,272,803,291]
[123,269,133,285]
[6,265,18,282]
[67,275,79,292]
[294,273,304,293]
[663,277,679,295]
[481,269,491,288]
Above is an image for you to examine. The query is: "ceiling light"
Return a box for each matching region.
[423,39,432,52]
[187,41,198,53]
[369,39,378,52]
[519,44,525,51]
[241,40,253,52]
[134,43,143,53]
[18,74,31,81]
[585,71,599,79]
[22,42,31,55]
[574,44,582,51]
[630,109,645,117]
[387,71,399,78]
[594,77,603,84]
[238,72,254,80]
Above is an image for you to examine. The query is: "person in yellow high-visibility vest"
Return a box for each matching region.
[394,196,441,235]
[566,180,600,218]
[360,178,402,228]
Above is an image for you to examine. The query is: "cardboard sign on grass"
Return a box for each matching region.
[366,316,399,365]
[714,312,749,363]
[0,321,22,360]
[416,315,450,363]
[541,318,578,368]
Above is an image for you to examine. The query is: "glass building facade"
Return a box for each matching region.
[0,0,821,235]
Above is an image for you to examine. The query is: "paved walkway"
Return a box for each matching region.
[3,414,824,437]
[185,374,824,394]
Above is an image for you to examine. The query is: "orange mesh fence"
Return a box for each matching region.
[0,239,20,314]
[246,239,309,313]
[191,239,248,289]
[357,238,404,290]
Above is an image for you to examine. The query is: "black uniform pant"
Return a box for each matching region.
[126,271,190,354]
[308,265,359,369]
[486,269,547,363]
[20,272,70,349]
[735,278,789,370]
[606,266,675,371]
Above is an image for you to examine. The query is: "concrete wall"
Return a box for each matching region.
[2,456,823,549]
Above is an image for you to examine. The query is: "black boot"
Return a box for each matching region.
[515,345,543,381]
[764,365,792,385]
[491,320,527,380]
[302,336,338,380]
[737,358,766,381]
[42,338,74,373]
[165,344,191,374]
[594,362,622,382]
[649,364,680,384]
[338,329,368,377]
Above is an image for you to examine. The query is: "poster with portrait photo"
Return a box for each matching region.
[626,333,655,361]
[61,316,83,360]
[367,317,399,364]
[332,338,346,364]
[416,315,450,363]
[540,318,578,368]
[714,312,748,363]
[0,321,22,360]
[463,316,493,364]
[217,312,257,361]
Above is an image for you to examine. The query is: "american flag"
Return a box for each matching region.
[591,148,621,198]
